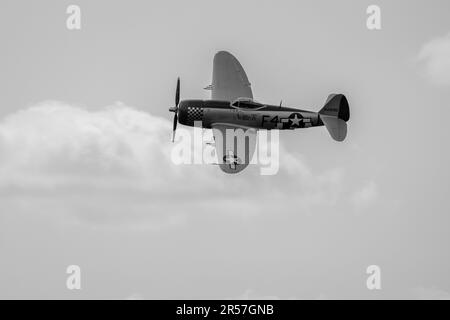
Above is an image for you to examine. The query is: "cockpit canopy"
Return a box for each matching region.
[230,97,265,110]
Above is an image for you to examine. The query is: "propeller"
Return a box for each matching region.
[169,77,180,142]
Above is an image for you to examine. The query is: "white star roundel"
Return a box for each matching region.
[288,113,303,127]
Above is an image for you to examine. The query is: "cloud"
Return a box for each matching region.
[235,289,332,300]
[0,101,175,190]
[413,287,450,300]
[416,32,450,86]
[235,289,285,300]
[0,101,349,227]
[351,180,378,211]
[125,293,144,300]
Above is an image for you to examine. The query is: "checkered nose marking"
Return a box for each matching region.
[187,107,203,122]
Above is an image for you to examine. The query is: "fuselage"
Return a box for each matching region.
[178,99,323,130]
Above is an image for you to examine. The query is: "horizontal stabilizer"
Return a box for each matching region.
[319,94,349,142]
[320,115,347,142]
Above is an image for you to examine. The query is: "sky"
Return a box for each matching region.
[0,0,450,299]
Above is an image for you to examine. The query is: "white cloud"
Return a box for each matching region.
[125,293,144,300]
[235,289,330,300]
[0,101,175,190]
[417,32,450,86]
[351,180,378,211]
[0,101,350,226]
[235,289,284,300]
[413,287,450,300]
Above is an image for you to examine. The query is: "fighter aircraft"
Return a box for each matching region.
[169,51,350,174]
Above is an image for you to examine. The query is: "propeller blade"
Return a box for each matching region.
[175,77,180,107]
[172,112,178,142]
[170,77,180,142]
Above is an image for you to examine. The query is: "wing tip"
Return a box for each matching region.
[214,50,237,61]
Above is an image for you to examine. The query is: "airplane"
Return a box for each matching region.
[169,51,350,174]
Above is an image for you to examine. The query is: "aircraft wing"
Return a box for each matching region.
[211,123,257,174]
[211,51,253,101]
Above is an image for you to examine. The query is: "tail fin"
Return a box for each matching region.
[319,94,350,142]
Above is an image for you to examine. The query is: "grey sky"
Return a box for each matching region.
[0,0,450,299]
